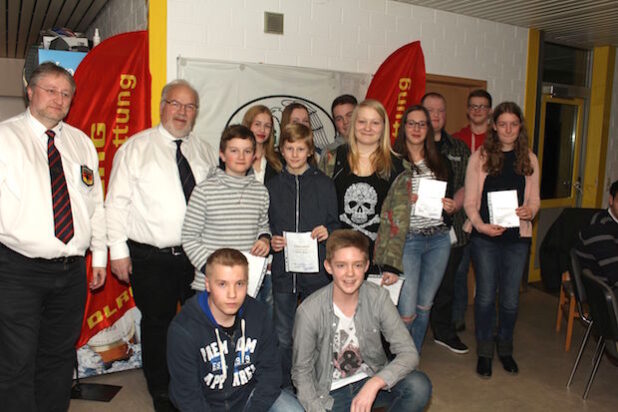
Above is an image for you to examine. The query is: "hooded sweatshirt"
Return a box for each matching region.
[168,292,282,411]
[182,167,271,290]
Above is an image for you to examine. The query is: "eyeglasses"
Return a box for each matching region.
[164,100,198,112]
[469,104,490,111]
[405,120,428,129]
[34,84,73,100]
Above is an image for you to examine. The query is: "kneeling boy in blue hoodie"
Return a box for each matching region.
[167,248,302,411]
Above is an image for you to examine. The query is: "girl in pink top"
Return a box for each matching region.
[463,102,540,379]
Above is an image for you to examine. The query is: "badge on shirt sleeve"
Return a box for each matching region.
[81,165,94,187]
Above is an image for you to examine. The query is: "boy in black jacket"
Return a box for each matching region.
[267,123,340,388]
[167,248,303,411]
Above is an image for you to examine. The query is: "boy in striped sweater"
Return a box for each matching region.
[182,124,271,292]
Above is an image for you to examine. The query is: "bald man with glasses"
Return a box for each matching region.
[105,79,218,411]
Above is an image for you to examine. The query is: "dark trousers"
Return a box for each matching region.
[0,244,86,412]
[470,236,529,357]
[128,241,195,399]
[452,243,471,324]
[273,275,327,389]
[430,245,464,340]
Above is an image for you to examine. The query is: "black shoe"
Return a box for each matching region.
[434,336,469,354]
[453,320,466,332]
[499,355,519,374]
[476,357,492,379]
[153,392,178,412]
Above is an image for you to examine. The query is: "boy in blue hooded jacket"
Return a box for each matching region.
[167,248,302,411]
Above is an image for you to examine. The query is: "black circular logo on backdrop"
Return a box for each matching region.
[225,95,336,151]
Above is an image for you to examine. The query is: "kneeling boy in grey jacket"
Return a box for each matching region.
[292,230,432,412]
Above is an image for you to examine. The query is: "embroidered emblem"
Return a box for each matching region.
[81,165,94,187]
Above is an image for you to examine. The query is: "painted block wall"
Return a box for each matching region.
[167,0,528,107]
[87,0,148,40]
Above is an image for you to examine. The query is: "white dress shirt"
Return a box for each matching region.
[0,109,107,266]
[105,124,218,260]
[254,155,267,184]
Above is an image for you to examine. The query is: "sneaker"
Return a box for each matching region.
[434,336,469,354]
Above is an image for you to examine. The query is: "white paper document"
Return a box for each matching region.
[487,190,520,228]
[242,252,268,297]
[367,275,405,305]
[284,231,319,273]
[414,178,447,220]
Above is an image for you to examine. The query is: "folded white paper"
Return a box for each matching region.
[366,275,405,305]
[242,252,268,297]
[414,178,447,220]
[487,190,520,228]
[284,231,319,273]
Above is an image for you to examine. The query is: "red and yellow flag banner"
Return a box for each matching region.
[65,30,151,347]
[365,41,426,144]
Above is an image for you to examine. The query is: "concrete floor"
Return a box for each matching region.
[69,287,618,411]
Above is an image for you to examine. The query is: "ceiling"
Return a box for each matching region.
[396,0,618,49]
[2,1,617,60]
[0,0,108,59]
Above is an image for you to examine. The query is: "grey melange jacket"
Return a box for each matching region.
[291,281,420,412]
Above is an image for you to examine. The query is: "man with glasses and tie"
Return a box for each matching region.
[105,79,218,411]
[0,62,106,411]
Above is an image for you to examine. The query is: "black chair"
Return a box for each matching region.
[566,249,593,387]
[580,269,618,399]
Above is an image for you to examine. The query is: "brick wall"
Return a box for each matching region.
[87,0,148,40]
[167,0,528,106]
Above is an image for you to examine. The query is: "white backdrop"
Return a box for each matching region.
[177,57,371,151]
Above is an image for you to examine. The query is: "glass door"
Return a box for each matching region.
[537,95,584,207]
[528,94,584,283]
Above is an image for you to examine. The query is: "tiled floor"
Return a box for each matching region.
[69,287,618,411]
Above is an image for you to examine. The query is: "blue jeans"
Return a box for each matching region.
[470,236,529,357]
[256,274,273,322]
[452,243,470,324]
[268,388,304,412]
[399,231,451,352]
[273,292,298,389]
[329,372,431,412]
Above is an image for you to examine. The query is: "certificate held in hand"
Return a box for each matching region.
[367,275,405,305]
[414,178,447,220]
[242,253,268,297]
[284,231,319,273]
[487,190,520,228]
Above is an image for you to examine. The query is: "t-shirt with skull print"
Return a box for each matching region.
[334,171,389,268]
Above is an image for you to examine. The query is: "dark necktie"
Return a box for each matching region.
[175,139,196,203]
[46,130,74,244]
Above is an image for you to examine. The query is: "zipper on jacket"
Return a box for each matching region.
[293,174,300,294]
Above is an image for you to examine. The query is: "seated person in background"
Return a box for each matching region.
[576,179,618,288]
[181,124,271,293]
[167,248,303,411]
[292,229,431,412]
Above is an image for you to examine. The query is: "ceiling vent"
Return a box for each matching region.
[264,12,284,35]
